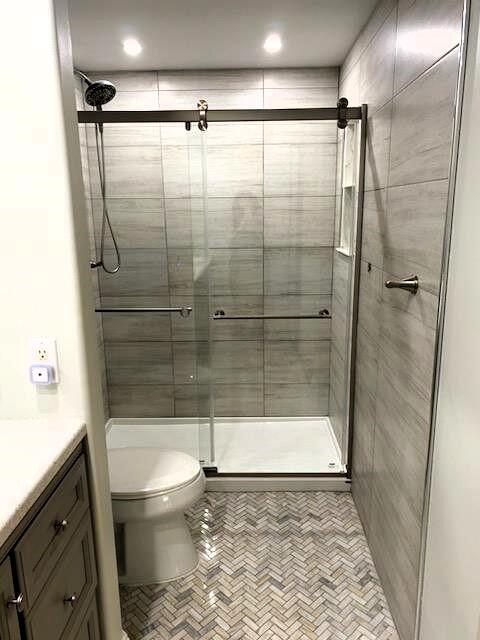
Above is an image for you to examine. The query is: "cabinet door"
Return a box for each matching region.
[0,557,21,640]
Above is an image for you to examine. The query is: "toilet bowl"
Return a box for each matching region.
[108,447,205,585]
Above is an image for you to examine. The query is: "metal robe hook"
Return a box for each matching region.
[198,99,208,131]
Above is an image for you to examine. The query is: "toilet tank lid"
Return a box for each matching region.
[108,448,201,497]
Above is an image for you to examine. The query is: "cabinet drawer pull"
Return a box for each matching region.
[6,593,24,612]
[54,519,69,533]
[63,593,77,607]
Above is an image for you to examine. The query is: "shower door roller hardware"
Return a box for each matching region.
[384,275,419,294]
[198,99,208,131]
[337,97,349,129]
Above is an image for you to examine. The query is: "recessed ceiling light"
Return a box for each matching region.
[263,33,282,54]
[123,38,142,57]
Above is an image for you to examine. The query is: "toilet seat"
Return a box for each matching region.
[108,447,201,500]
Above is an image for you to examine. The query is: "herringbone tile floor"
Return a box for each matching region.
[120,492,399,640]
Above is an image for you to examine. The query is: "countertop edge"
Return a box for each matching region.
[0,421,87,550]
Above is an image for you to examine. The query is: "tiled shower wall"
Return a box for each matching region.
[342,1,464,638]
[79,68,341,419]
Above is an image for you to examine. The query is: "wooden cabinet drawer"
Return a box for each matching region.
[72,601,100,640]
[24,515,97,640]
[0,557,21,640]
[15,455,90,610]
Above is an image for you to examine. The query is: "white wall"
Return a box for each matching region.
[420,1,480,638]
[0,0,123,637]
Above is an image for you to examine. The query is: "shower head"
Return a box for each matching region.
[74,69,116,108]
[84,80,116,107]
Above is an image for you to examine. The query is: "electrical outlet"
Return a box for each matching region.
[29,338,59,384]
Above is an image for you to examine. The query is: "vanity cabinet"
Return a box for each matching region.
[0,557,21,640]
[0,446,101,640]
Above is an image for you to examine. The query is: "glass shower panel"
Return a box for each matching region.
[208,119,341,473]
[82,120,212,465]
[187,131,214,467]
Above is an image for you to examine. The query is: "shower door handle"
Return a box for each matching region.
[95,306,193,317]
[384,275,418,294]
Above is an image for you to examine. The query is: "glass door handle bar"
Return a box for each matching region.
[210,310,331,320]
[95,306,193,317]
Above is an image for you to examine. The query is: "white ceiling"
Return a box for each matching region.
[69,0,378,71]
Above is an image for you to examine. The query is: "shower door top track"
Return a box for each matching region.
[77,106,363,124]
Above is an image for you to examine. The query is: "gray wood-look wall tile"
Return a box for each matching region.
[211,341,264,384]
[362,189,386,269]
[161,122,263,147]
[211,296,264,341]
[389,46,459,186]
[213,384,264,416]
[264,196,335,247]
[264,341,330,385]
[264,296,332,341]
[101,296,172,342]
[88,146,163,198]
[164,198,203,248]
[173,384,209,418]
[109,384,174,418]
[89,71,158,92]
[264,248,333,295]
[368,481,420,640]
[264,87,339,108]
[263,68,339,89]
[207,197,263,248]
[82,66,343,426]
[209,249,263,296]
[99,249,168,298]
[91,198,166,250]
[264,144,336,196]
[102,91,159,111]
[167,249,194,295]
[385,180,448,295]
[263,122,337,145]
[162,146,203,198]
[86,123,161,148]
[351,325,379,531]
[365,102,392,192]
[359,9,397,114]
[329,342,347,448]
[105,342,173,385]
[173,341,209,384]
[157,69,263,90]
[395,0,463,93]
[341,0,397,82]
[158,89,263,110]
[170,296,209,342]
[207,145,264,197]
[357,261,383,343]
[265,384,330,416]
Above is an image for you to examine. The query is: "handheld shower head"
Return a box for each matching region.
[84,80,116,107]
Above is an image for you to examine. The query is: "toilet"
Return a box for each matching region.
[108,447,206,585]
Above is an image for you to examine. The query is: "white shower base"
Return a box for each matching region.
[106,416,345,475]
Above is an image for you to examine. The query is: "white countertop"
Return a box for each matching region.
[0,418,86,549]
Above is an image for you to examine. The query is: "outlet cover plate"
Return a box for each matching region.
[29,338,59,383]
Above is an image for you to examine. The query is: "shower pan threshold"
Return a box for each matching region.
[106,416,346,478]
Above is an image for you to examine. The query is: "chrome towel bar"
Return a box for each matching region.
[95,306,193,317]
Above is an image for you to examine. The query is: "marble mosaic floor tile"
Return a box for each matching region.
[120,492,399,640]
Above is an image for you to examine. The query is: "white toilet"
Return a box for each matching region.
[108,447,206,585]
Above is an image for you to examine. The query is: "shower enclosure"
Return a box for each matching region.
[78,95,366,479]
